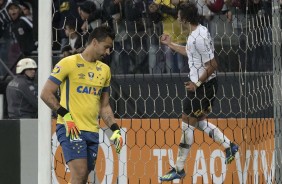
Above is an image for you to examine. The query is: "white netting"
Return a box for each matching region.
[50,0,282,183]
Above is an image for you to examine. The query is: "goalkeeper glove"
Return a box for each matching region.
[110,128,123,154]
[63,112,81,140]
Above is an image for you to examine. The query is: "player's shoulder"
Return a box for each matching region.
[190,25,210,41]
[96,60,111,71]
[58,54,79,66]
[198,25,210,37]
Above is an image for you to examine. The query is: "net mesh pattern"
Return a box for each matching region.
[50,0,281,183]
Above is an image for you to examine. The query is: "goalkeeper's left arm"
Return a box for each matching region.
[109,123,123,154]
[100,92,123,154]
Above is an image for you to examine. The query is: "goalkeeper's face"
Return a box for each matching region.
[93,37,113,60]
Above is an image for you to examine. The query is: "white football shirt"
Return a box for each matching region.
[185,24,216,83]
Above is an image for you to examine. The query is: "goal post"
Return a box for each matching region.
[273,0,282,182]
[38,0,52,183]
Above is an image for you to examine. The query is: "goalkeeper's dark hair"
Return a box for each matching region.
[87,26,115,45]
[178,1,200,25]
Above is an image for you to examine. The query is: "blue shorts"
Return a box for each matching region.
[56,124,99,171]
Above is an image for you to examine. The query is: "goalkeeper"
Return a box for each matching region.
[40,26,123,184]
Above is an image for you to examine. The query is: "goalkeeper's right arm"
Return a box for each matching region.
[40,79,80,139]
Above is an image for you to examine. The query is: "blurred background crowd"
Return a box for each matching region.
[0,0,275,77]
[0,0,277,118]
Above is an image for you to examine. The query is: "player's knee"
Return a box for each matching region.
[182,113,197,125]
[72,175,88,184]
[72,168,88,183]
[182,113,188,122]
[186,117,198,127]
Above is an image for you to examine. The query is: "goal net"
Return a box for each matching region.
[47,0,281,183]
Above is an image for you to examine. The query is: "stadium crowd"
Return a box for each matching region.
[0,0,274,75]
[0,0,276,119]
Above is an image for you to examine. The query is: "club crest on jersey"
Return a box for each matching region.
[88,72,94,80]
[52,65,61,74]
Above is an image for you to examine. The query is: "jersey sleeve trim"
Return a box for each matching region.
[102,86,110,93]
[48,76,62,85]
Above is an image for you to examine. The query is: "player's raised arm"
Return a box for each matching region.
[160,34,187,56]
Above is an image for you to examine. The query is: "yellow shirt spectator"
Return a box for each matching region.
[154,0,189,44]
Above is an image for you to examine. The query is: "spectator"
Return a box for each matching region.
[0,0,12,76]
[101,0,130,74]
[230,0,262,71]
[206,0,224,13]
[20,1,32,21]
[6,58,38,118]
[122,0,149,73]
[61,18,85,57]
[101,0,120,28]
[149,0,189,73]
[143,0,163,74]
[201,0,238,72]
[78,0,103,35]
[61,45,73,58]
[7,1,36,56]
[52,0,83,49]
[0,0,11,38]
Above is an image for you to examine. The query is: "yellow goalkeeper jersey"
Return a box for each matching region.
[49,54,111,133]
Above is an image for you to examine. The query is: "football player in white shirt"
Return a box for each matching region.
[160,1,238,181]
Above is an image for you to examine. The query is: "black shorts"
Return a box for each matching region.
[183,78,218,118]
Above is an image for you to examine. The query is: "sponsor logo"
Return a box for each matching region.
[52,65,61,74]
[76,85,102,95]
[77,63,84,68]
[70,137,82,143]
